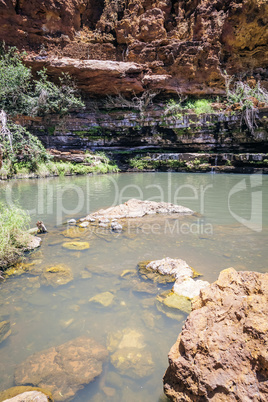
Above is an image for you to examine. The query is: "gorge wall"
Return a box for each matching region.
[16,107,268,153]
[0,0,267,97]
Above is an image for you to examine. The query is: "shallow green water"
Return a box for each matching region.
[0,172,267,401]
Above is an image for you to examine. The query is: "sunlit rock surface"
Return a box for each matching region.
[164,268,268,401]
[172,277,210,299]
[138,257,195,283]
[2,391,52,402]
[84,199,194,222]
[15,336,108,401]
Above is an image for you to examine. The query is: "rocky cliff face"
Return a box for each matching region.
[163,268,268,401]
[0,0,267,96]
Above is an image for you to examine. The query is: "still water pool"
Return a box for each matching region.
[0,172,267,401]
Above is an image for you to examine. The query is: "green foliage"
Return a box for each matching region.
[33,69,84,116]
[0,44,33,115]
[129,156,187,170]
[1,121,49,169]
[225,74,268,107]
[0,43,84,116]
[164,98,214,118]
[191,100,213,115]
[0,203,30,268]
[224,73,268,133]
[0,156,119,179]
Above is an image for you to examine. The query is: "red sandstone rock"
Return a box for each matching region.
[0,0,267,96]
[163,268,268,401]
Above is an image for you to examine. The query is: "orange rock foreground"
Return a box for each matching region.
[163,268,268,401]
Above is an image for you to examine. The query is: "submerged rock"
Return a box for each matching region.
[110,348,154,379]
[173,277,210,299]
[41,264,73,288]
[89,292,115,307]
[15,336,108,402]
[0,320,11,344]
[62,241,90,250]
[138,257,196,283]
[164,268,268,401]
[107,328,154,378]
[157,291,192,314]
[84,199,194,222]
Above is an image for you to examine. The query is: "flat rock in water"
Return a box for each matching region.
[164,268,268,401]
[0,320,11,344]
[83,199,194,221]
[40,264,73,288]
[15,336,108,402]
[172,277,210,299]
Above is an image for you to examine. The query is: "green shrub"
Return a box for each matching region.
[0,43,84,116]
[0,44,33,115]
[1,121,49,168]
[32,69,85,116]
[164,98,214,118]
[0,203,30,268]
[192,100,213,115]
[224,73,268,133]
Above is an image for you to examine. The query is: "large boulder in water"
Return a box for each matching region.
[138,257,196,283]
[84,199,194,222]
[15,336,108,401]
[163,268,268,401]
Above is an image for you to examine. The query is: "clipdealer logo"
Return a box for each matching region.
[228,174,263,232]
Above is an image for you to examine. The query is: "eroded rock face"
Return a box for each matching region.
[0,0,266,96]
[15,336,108,401]
[163,268,268,401]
